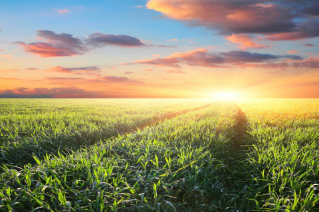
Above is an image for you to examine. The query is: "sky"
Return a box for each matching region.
[0,0,319,98]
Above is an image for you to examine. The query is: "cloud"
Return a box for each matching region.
[147,0,296,35]
[146,0,319,40]
[43,75,144,86]
[99,76,143,84]
[225,34,268,50]
[15,30,87,57]
[151,44,177,47]
[304,43,314,47]
[86,32,145,47]
[288,50,298,54]
[25,68,38,70]
[0,54,14,59]
[0,69,19,72]
[165,70,186,74]
[144,68,154,71]
[189,41,198,44]
[167,39,178,42]
[0,87,103,98]
[243,56,319,69]
[153,54,161,57]
[43,66,101,76]
[265,19,319,41]
[125,71,134,74]
[15,30,150,57]
[55,9,70,14]
[126,48,303,68]
[135,5,144,8]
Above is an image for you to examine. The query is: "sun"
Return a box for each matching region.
[214,92,240,100]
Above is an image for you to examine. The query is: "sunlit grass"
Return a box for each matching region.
[0,98,318,211]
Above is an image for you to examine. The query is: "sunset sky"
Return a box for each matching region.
[1,0,319,98]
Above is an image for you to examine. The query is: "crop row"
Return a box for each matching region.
[0,102,238,211]
[237,99,319,211]
[0,99,214,169]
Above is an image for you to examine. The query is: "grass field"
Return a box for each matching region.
[0,98,318,211]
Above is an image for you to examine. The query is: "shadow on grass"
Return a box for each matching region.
[211,103,262,210]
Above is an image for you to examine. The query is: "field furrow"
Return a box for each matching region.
[0,99,215,169]
[0,102,240,211]
[1,99,319,211]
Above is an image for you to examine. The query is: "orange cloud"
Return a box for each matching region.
[225,34,268,50]
[288,50,298,54]
[25,68,38,70]
[165,70,185,74]
[0,54,15,59]
[144,68,154,71]
[153,54,161,57]
[0,69,19,72]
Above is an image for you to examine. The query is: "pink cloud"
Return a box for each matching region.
[225,34,268,50]
[167,39,178,42]
[15,42,84,57]
[146,0,319,40]
[41,75,144,87]
[0,87,104,98]
[126,48,302,68]
[55,9,70,14]
[125,71,134,74]
[43,66,101,76]
[15,30,149,57]
[15,30,87,57]
[266,32,307,41]
[241,56,319,69]
[146,0,296,35]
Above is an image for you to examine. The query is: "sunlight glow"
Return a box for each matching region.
[214,92,240,100]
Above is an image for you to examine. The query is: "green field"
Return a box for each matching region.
[0,99,318,211]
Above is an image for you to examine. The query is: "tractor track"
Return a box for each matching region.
[125,101,219,136]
